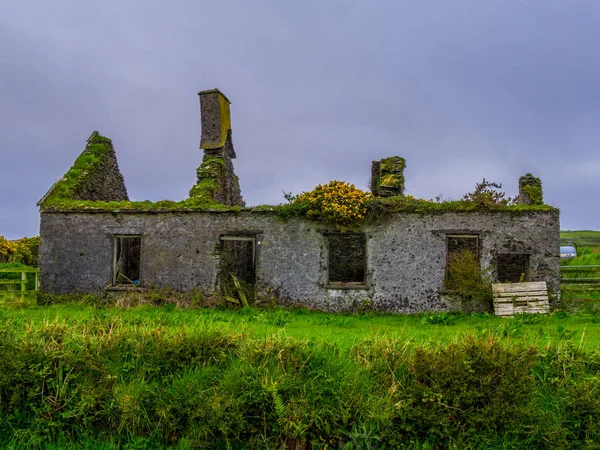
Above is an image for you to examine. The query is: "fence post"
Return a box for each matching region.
[21,271,26,302]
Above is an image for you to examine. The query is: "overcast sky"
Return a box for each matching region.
[1,1,599,239]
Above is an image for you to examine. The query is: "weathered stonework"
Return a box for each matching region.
[38,132,129,207]
[39,209,560,313]
[190,89,243,206]
[518,173,543,205]
[38,89,561,314]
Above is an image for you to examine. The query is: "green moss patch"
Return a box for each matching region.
[41,132,115,206]
[41,198,241,212]
[189,155,226,202]
[376,156,405,192]
[519,173,543,205]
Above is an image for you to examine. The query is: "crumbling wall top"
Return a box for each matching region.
[38,131,128,208]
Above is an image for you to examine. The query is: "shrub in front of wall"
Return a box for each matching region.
[444,249,493,311]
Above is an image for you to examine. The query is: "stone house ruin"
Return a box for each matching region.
[38,89,560,313]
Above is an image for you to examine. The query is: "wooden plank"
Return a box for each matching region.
[494,290,548,296]
[495,291,548,298]
[492,282,546,293]
[495,297,549,303]
[494,301,549,308]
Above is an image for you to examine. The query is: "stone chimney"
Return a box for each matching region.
[370,156,406,197]
[199,89,234,155]
[517,173,543,205]
[189,89,244,206]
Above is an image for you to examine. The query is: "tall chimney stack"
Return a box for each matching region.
[199,89,233,153]
[189,89,243,206]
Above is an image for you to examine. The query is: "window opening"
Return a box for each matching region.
[445,235,479,291]
[497,254,530,283]
[113,236,141,286]
[219,236,256,304]
[327,233,366,284]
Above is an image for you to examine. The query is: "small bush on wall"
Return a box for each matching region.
[294,181,372,228]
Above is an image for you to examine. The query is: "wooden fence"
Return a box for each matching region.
[0,268,39,303]
[560,265,600,291]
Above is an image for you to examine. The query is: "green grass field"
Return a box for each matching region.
[2,303,600,449]
[5,303,600,352]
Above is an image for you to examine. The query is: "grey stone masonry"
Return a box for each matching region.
[73,133,129,202]
[39,209,560,313]
[191,89,244,206]
[518,173,543,205]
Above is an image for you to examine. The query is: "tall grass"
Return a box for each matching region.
[1,306,600,448]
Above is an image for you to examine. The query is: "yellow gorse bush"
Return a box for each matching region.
[0,235,40,266]
[295,181,371,226]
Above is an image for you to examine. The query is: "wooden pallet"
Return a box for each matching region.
[492,281,549,317]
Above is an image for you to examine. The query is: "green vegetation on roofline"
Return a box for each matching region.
[266,178,557,229]
[265,193,558,228]
[39,134,238,211]
[41,132,113,206]
[41,198,241,212]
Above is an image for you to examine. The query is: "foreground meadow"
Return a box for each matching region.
[2,302,600,449]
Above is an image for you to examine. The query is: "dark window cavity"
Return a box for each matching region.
[327,233,366,284]
[497,254,530,283]
[113,236,141,286]
[219,236,256,302]
[447,235,479,260]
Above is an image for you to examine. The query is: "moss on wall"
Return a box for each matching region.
[40,198,241,212]
[189,156,226,201]
[375,156,406,196]
[519,173,543,205]
[39,132,128,207]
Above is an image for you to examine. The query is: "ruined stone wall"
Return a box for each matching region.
[71,140,129,202]
[39,210,560,312]
[38,132,129,207]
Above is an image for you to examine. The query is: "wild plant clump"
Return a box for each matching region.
[294,180,372,227]
[0,235,40,266]
[444,249,493,310]
[462,178,512,207]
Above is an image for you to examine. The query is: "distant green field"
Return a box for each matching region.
[560,229,600,253]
